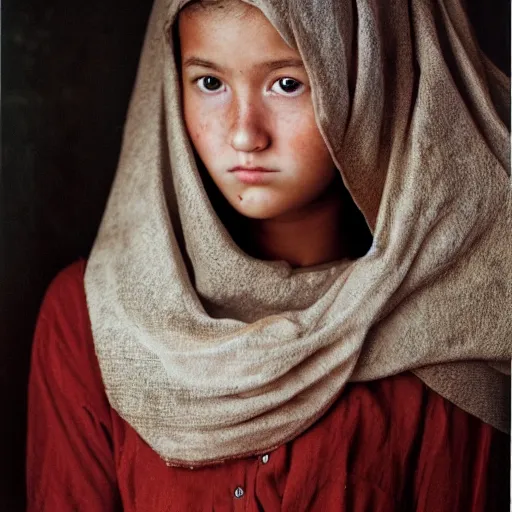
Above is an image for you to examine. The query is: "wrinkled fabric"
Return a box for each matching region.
[27,262,511,511]
[84,0,511,464]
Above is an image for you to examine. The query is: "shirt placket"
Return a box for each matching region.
[231,453,272,512]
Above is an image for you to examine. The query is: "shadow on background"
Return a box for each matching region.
[2,2,153,509]
[1,0,510,510]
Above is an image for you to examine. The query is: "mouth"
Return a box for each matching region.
[228,166,278,185]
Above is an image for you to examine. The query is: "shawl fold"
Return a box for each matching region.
[85,0,511,465]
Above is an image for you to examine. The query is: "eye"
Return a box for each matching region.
[271,77,305,96]
[196,76,225,94]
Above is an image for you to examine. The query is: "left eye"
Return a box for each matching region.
[196,76,225,93]
[271,78,305,96]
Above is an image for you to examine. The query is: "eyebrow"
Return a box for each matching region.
[183,57,304,73]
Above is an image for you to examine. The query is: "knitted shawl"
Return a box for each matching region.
[85,0,511,465]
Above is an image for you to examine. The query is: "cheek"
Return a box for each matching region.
[185,110,223,163]
[281,116,336,195]
[276,104,328,159]
[289,121,332,168]
[183,91,217,147]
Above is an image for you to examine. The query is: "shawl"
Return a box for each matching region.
[85,0,511,466]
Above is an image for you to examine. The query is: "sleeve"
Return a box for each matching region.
[26,261,122,511]
[412,390,510,512]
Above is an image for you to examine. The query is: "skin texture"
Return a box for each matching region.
[179,1,353,267]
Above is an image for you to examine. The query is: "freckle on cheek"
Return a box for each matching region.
[238,195,243,201]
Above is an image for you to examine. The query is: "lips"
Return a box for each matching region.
[228,166,277,174]
[228,166,278,185]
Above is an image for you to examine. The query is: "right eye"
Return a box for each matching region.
[196,76,225,94]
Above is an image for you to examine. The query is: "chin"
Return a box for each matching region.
[231,199,297,221]
[225,186,317,220]
[233,204,278,220]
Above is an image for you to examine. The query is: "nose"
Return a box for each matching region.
[229,99,270,153]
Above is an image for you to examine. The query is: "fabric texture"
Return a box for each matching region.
[85,0,511,465]
[27,261,511,511]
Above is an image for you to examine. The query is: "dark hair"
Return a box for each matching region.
[180,0,252,16]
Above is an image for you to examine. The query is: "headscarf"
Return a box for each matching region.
[85,0,511,466]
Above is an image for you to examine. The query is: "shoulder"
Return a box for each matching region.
[37,259,93,356]
[39,259,88,322]
[341,372,495,441]
[32,259,106,403]
[27,262,121,511]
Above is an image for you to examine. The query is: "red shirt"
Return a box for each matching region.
[27,261,509,511]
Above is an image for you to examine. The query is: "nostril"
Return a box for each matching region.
[230,124,270,153]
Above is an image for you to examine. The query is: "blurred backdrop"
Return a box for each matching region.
[1,0,510,509]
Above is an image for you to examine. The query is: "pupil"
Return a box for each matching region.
[204,77,220,91]
[280,78,299,92]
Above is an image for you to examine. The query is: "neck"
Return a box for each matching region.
[247,186,350,268]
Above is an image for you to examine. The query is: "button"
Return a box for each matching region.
[261,454,269,464]
[234,486,244,499]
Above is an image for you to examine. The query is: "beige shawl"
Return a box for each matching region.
[85,0,511,466]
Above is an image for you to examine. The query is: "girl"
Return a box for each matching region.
[27,0,511,510]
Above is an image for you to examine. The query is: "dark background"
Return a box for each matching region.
[1,1,510,510]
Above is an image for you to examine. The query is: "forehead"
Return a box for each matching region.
[178,1,299,64]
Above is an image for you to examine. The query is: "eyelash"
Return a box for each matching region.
[194,76,306,97]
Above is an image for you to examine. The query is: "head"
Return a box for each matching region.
[178,0,339,221]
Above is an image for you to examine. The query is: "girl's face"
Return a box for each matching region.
[179,2,337,221]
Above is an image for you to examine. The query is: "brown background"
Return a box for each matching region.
[1,1,510,510]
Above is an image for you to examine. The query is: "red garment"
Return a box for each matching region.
[27,261,509,511]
